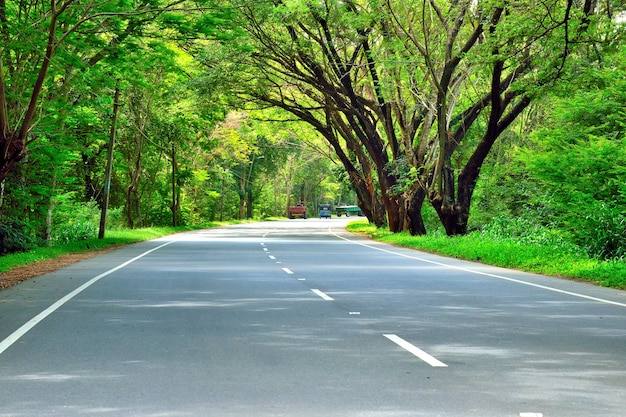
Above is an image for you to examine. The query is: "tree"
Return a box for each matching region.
[243,111,342,218]
[208,112,253,219]
[0,0,198,183]
[232,0,400,229]
[0,0,239,249]
[387,0,621,235]
[229,0,620,235]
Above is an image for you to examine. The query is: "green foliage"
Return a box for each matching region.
[51,200,101,245]
[513,61,626,260]
[576,199,626,260]
[52,222,98,245]
[385,156,417,197]
[0,219,39,255]
[478,213,581,255]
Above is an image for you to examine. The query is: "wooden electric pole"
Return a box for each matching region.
[98,83,121,239]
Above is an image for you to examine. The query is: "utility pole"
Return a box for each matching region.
[171,142,177,227]
[99,82,120,239]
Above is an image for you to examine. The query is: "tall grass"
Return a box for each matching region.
[346,220,626,290]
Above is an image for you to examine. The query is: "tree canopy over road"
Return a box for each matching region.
[0,1,625,266]
[233,0,621,235]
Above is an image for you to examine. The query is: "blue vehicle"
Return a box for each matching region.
[319,203,332,219]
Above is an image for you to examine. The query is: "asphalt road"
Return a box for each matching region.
[0,219,625,417]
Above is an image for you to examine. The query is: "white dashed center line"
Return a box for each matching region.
[311,289,334,301]
[383,334,447,367]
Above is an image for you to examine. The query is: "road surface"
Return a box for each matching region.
[1,219,625,416]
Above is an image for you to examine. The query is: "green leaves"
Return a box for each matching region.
[512,57,626,259]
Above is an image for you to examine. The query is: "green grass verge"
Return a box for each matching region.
[0,224,221,274]
[347,220,626,290]
[4,220,624,291]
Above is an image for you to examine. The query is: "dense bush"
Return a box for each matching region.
[473,61,626,262]
[51,200,100,244]
[0,219,38,255]
[576,200,626,260]
[52,222,98,245]
[475,211,584,260]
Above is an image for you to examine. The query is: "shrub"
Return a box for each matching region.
[52,222,98,244]
[0,218,38,255]
[51,200,100,244]
[478,213,581,255]
[576,201,626,260]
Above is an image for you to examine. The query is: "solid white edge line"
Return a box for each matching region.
[383,334,448,367]
[331,232,626,308]
[311,289,334,301]
[0,241,176,356]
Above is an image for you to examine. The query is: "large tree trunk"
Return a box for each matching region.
[384,194,404,233]
[430,164,470,236]
[125,188,136,228]
[126,180,143,228]
[345,161,386,227]
[377,169,405,232]
[354,187,386,228]
[0,133,25,183]
[405,187,427,236]
[431,198,469,236]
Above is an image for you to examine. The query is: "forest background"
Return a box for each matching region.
[0,0,625,288]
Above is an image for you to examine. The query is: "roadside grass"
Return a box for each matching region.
[4,219,624,291]
[346,220,626,290]
[0,224,221,273]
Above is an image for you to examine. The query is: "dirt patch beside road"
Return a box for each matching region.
[0,248,116,291]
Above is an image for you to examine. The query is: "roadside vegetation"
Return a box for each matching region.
[0,225,215,274]
[347,220,626,291]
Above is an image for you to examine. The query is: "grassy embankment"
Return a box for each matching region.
[346,220,626,290]
[0,224,221,274]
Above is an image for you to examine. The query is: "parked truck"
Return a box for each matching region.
[335,205,363,217]
[288,202,307,219]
